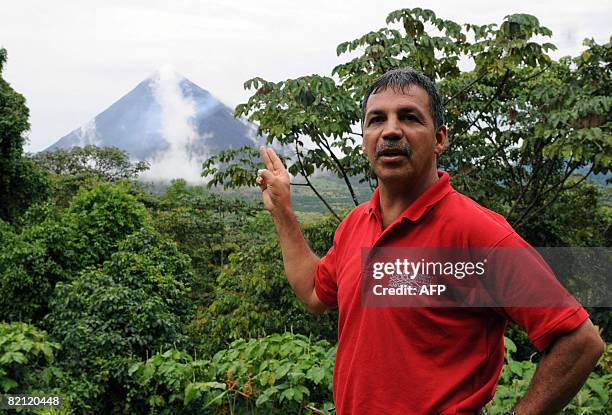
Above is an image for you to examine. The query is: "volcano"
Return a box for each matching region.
[46,65,262,180]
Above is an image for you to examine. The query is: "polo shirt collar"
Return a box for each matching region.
[367,171,452,222]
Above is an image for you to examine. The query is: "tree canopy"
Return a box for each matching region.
[33,144,149,181]
[203,9,610,246]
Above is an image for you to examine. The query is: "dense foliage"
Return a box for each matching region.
[484,341,612,414]
[0,322,58,394]
[0,7,610,415]
[32,145,149,208]
[191,213,338,355]
[129,333,336,414]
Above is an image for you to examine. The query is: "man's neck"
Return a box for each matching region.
[379,170,439,229]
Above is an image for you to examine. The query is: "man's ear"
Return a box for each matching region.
[434,125,448,155]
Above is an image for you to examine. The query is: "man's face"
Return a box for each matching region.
[362,85,447,186]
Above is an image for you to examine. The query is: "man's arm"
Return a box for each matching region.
[256,146,329,314]
[512,319,605,414]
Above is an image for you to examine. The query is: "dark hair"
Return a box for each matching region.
[361,68,445,128]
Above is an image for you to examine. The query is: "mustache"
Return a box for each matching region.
[375,143,412,158]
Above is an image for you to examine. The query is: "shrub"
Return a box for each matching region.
[130,332,336,414]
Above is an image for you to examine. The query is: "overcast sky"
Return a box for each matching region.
[1,0,610,152]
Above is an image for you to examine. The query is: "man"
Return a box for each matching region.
[255,68,605,414]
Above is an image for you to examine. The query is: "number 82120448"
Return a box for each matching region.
[0,394,62,409]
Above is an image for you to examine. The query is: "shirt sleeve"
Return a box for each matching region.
[506,306,589,351]
[315,243,339,308]
[489,233,590,352]
[314,211,355,308]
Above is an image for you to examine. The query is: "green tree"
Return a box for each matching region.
[33,144,149,181]
[46,227,194,414]
[0,218,61,322]
[32,144,149,207]
[152,179,259,307]
[64,180,150,267]
[0,181,151,324]
[0,48,49,222]
[202,9,610,246]
[193,213,338,355]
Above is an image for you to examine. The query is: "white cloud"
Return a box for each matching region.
[139,64,205,183]
[77,118,100,147]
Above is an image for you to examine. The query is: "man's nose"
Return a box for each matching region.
[381,117,402,141]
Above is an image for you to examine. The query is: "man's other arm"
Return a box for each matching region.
[512,319,605,414]
[256,146,329,315]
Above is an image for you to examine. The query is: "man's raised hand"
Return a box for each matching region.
[256,146,291,216]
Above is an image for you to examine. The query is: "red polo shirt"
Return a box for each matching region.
[314,171,588,415]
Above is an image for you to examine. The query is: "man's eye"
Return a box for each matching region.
[369,117,383,124]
